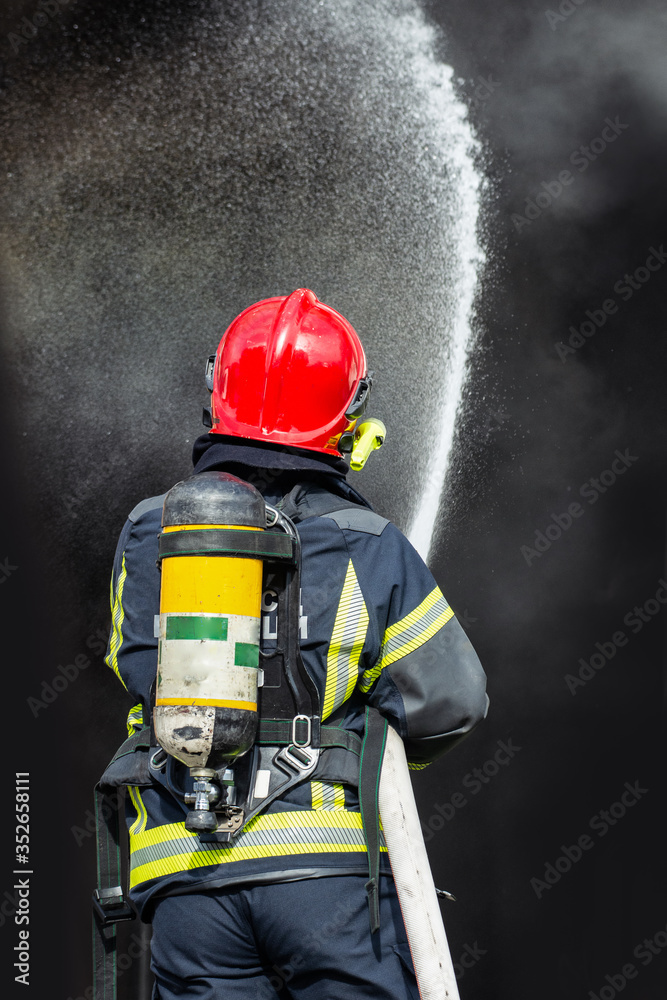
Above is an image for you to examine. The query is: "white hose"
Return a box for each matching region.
[378,726,461,1000]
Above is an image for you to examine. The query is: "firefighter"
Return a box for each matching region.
[102,288,488,999]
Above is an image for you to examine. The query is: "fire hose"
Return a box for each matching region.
[379,726,461,1000]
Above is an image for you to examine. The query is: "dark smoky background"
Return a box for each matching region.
[0,0,666,997]
[421,1,667,998]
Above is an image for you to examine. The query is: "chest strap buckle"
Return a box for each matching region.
[278,743,319,772]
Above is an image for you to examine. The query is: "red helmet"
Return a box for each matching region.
[204,288,372,456]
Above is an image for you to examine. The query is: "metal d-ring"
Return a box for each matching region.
[150,748,168,771]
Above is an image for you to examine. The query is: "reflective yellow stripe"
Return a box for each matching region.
[126,703,144,737]
[311,781,346,810]
[134,809,366,847]
[129,810,386,888]
[127,786,148,836]
[408,762,431,771]
[384,587,442,641]
[311,781,324,810]
[359,586,454,693]
[323,560,369,720]
[105,553,128,690]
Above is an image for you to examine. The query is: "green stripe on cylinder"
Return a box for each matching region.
[165,616,229,641]
[234,642,259,668]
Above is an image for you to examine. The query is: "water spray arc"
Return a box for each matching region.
[388,21,484,998]
[404,52,484,563]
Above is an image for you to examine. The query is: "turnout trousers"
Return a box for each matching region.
[150,873,419,999]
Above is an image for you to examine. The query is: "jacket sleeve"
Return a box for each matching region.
[351,521,489,768]
[104,496,165,726]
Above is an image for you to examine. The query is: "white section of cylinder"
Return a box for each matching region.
[378,726,461,1000]
[158,641,258,704]
[158,613,260,704]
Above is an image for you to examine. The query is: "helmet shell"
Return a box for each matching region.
[209,289,367,455]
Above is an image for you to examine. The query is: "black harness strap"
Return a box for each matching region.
[256,719,361,754]
[107,729,152,766]
[282,488,391,932]
[157,528,295,562]
[358,706,389,933]
[93,731,151,1000]
[277,482,368,522]
[92,784,130,1000]
[312,747,361,786]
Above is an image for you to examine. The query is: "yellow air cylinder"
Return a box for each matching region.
[154,471,266,769]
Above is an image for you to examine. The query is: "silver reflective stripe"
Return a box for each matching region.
[323,560,369,720]
[380,593,451,664]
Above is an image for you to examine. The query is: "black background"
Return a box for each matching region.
[1,1,666,997]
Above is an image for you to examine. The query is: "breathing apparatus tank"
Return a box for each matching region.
[155,471,272,830]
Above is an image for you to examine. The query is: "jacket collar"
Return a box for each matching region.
[191,434,372,509]
[192,433,349,477]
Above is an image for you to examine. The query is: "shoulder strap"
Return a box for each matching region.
[277,482,361,522]
[92,733,152,1000]
[278,483,389,534]
[359,706,389,933]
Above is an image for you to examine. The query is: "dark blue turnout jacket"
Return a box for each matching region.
[105,435,488,914]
